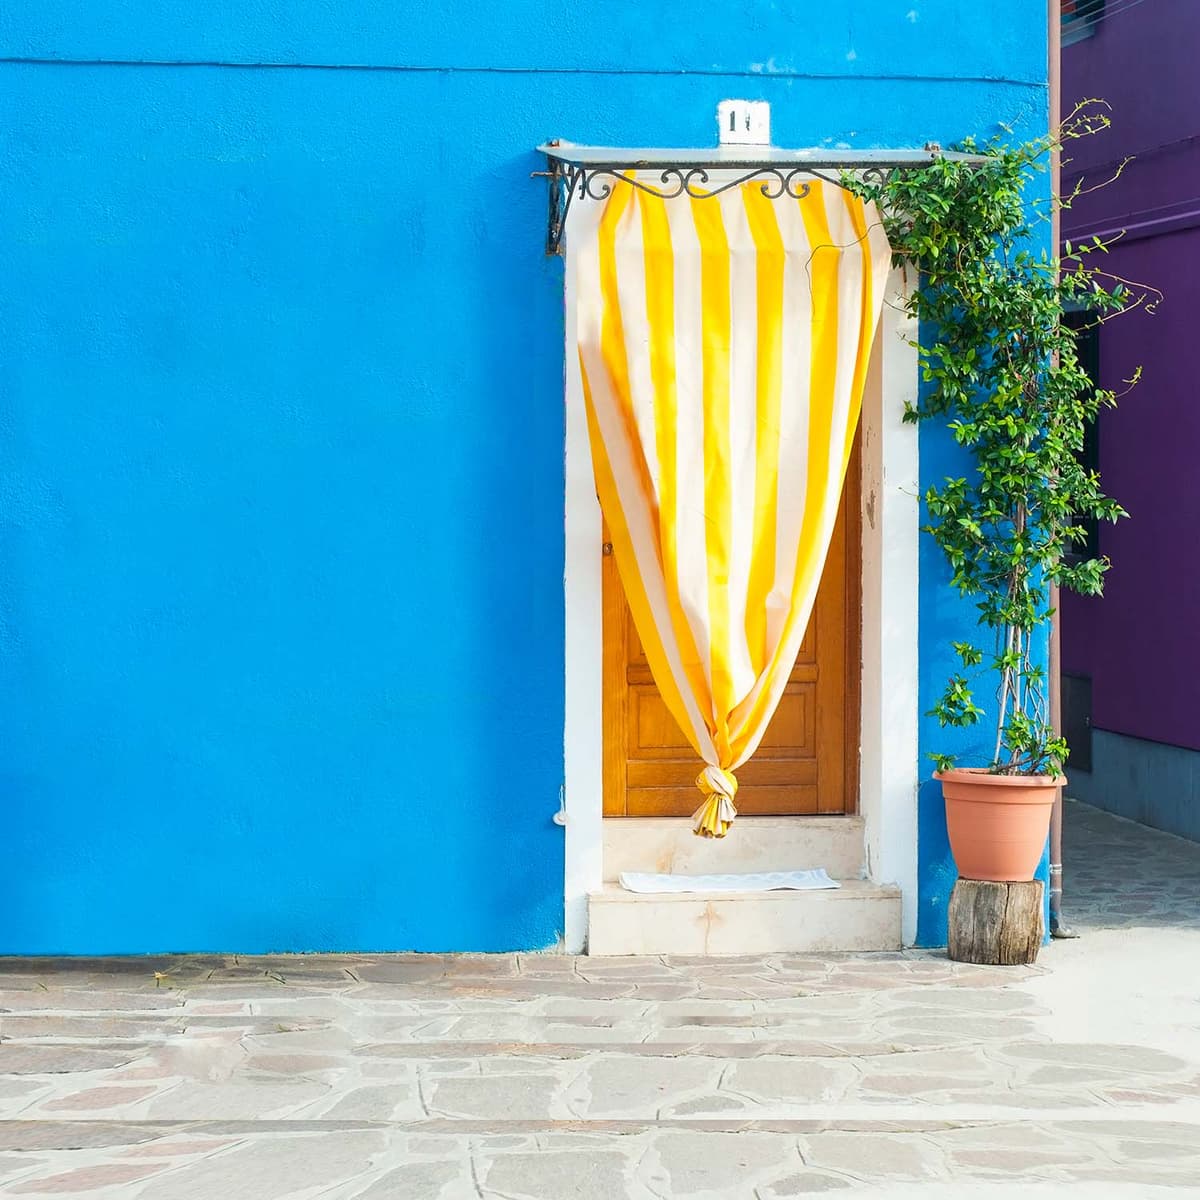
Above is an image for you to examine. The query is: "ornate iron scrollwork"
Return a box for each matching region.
[541,160,831,255]
[536,143,962,255]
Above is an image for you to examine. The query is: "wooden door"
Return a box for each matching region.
[602,439,861,817]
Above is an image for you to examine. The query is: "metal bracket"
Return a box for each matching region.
[536,159,835,256]
[533,140,975,256]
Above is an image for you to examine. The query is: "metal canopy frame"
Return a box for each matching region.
[535,141,989,255]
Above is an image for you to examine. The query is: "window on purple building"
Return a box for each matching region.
[1062,0,1104,46]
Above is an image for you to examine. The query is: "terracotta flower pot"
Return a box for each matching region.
[935,768,1063,882]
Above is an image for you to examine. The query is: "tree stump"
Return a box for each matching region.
[947,879,1044,965]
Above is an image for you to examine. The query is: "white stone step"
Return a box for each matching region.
[587,880,902,956]
[603,815,865,882]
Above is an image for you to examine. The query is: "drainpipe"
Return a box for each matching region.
[1048,0,1077,940]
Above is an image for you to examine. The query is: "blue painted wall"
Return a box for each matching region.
[916,435,1052,946]
[913,111,1054,949]
[0,3,1047,952]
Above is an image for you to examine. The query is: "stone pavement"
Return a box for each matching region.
[1,801,1199,1197]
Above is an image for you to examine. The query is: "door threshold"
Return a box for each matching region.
[603,814,866,883]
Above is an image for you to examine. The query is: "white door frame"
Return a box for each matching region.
[561,219,921,952]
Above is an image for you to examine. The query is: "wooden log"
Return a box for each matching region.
[947,879,1044,965]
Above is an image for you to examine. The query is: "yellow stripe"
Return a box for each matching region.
[597,181,637,463]
[843,194,876,474]
[590,183,709,757]
[793,181,841,613]
[639,191,709,708]
[689,192,734,762]
[730,181,840,751]
[741,186,785,676]
[596,183,669,606]
[579,353,703,754]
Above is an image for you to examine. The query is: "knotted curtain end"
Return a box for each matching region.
[691,766,739,839]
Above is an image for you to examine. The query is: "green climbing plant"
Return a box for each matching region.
[847,102,1156,777]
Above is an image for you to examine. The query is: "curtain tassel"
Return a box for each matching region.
[691,766,739,839]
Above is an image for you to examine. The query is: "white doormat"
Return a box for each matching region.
[618,868,841,894]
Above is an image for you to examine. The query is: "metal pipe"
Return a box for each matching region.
[1048,0,1077,939]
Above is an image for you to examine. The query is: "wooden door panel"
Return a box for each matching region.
[627,785,820,816]
[627,756,820,789]
[629,688,693,754]
[626,761,820,816]
[795,623,817,665]
[749,686,815,753]
[628,684,816,758]
[603,438,861,818]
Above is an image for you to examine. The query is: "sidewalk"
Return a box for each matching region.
[1,800,1198,1197]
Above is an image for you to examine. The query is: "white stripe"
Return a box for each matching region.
[726,190,815,760]
[770,190,814,651]
[731,188,862,767]
[576,195,717,763]
[826,189,868,551]
[718,186,760,704]
[662,192,712,704]
[613,185,660,498]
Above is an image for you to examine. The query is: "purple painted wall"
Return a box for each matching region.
[1061,0,1200,752]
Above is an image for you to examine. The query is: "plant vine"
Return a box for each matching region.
[847,101,1159,776]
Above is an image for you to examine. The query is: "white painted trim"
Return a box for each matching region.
[858,269,921,945]
[562,240,922,950]
[562,202,605,953]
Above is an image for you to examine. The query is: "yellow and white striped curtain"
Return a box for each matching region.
[576,177,891,838]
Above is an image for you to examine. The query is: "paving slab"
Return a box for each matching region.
[1,802,1199,1195]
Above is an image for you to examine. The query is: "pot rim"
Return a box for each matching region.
[934,766,1066,789]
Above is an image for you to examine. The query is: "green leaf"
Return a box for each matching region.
[872,101,1147,774]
